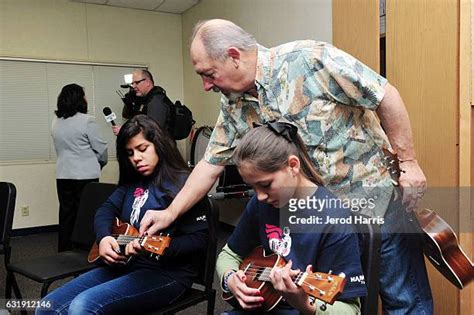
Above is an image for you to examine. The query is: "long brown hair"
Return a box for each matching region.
[116,115,189,197]
[233,123,322,185]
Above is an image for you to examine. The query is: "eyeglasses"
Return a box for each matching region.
[252,121,298,142]
[131,78,146,86]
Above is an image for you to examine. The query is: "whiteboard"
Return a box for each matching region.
[0,58,146,161]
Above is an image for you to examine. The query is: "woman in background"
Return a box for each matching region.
[52,83,108,252]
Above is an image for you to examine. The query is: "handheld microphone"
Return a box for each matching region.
[102,107,117,126]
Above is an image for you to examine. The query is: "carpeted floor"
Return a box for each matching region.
[0,226,233,315]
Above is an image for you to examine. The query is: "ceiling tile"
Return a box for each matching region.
[106,0,163,11]
[155,0,199,14]
[70,0,199,14]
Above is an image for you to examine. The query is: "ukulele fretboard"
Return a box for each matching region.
[115,235,142,245]
[243,263,339,296]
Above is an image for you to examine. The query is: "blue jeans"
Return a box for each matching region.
[35,266,187,315]
[379,196,433,314]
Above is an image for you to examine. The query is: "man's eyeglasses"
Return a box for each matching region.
[253,121,298,142]
[131,78,146,86]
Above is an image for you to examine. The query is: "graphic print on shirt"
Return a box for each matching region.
[130,187,149,226]
[265,224,292,257]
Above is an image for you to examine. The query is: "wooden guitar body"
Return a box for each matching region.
[382,148,474,289]
[222,246,346,312]
[414,208,474,289]
[223,247,285,311]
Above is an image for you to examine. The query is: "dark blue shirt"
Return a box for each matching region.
[94,177,208,287]
[227,186,366,300]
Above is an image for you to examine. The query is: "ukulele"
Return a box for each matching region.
[87,217,171,263]
[222,246,346,311]
[382,148,474,289]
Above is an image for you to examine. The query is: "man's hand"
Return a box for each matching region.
[228,270,264,310]
[98,236,127,265]
[377,83,428,211]
[112,125,121,136]
[398,159,427,211]
[139,209,176,236]
[138,160,224,236]
[269,261,314,314]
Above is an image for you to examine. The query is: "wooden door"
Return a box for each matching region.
[334,0,473,314]
[332,0,380,73]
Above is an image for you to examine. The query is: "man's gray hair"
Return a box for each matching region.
[191,19,257,61]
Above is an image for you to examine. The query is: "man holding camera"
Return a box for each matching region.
[112,69,173,135]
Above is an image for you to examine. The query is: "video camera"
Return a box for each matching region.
[116,82,145,119]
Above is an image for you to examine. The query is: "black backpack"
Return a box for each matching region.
[147,87,195,140]
[168,100,195,140]
[120,86,195,140]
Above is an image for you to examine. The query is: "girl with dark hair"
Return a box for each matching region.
[52,83,108,252]
[38,115,208,314]
[217,122,366,314]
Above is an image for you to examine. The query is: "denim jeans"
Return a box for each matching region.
[379,195,433,314]
[35,266,187,315]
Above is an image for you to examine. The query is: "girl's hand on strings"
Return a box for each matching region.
[228,269,264,310]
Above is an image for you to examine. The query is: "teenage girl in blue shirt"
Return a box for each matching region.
[37,115,207,315]
[217,122,366,314]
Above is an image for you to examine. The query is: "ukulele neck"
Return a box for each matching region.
[246,265,307,286]
[247,266,329,297]
[115,235,143,246]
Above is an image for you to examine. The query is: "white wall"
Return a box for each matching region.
[0,0,184,229]
[181,0,333,128]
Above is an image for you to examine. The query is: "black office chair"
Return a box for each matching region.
[353,213,382,315]
[1,182,22,299]
[150,196,219,315]
[6,182,116,298]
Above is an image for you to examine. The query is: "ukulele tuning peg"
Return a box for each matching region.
[327,270,333,282]
[338,272,346,279]
[319,303,327,311]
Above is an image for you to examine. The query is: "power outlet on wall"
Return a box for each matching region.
[21,205,29,216]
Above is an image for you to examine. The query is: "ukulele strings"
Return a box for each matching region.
[243,266,335,284]
[242,267,326,295]
[111,234,145,244]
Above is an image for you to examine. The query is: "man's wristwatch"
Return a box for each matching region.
[222,270,236,293]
